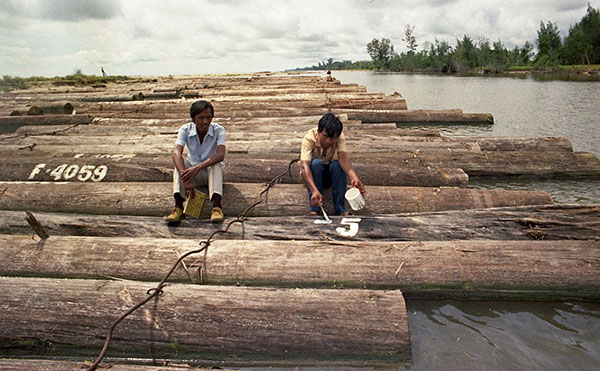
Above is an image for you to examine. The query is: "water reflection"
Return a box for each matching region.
[407,300,600,371]
[470,178,600,204]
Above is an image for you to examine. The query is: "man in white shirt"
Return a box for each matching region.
[166,100,226,223]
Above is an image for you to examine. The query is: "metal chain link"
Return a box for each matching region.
[87,158,299,370]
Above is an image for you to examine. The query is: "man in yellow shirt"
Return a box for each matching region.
[300,113,365,215]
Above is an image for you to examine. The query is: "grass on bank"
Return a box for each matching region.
[1,71,132,92]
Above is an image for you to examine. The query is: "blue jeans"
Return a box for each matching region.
[307,159,347,214]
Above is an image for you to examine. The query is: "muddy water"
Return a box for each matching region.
[333,71,600,370]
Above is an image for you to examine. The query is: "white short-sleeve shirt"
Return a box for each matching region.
[176,122,226,166]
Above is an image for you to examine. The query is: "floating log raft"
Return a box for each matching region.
[0,155,469,187]
[0,276,410,365]
[2,204,596,241]
[0,181,553,217]
[0,237,598,300]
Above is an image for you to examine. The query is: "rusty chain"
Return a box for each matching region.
[87,158,298,370]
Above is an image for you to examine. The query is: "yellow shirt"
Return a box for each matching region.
[300,128,347,165]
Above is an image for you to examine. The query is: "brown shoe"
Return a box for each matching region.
[165,207,185,223]
[210,207,224,223]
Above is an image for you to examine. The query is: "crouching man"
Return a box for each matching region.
[300,112,365,216]
[165,100,225,223]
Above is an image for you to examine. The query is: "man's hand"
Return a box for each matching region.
[310,190,323,208]
[183,180,196,199]
[351,177,366,194]
[181,165,201,183]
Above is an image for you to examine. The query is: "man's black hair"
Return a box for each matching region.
[190,100,214,119]
[317,113,343,137]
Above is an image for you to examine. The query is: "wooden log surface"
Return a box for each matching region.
[0,360,216,371]
[0,276,409,364]
[2,204,595,241]
[0,237,598,300]
[4,126,573,152]
[0,155,469,187]
[0,114,94,127]
[348,150,600,178]
[0,136,484,154]
[13,122,436,137]
[0,181,553,216]
[2,146,596,178]
[345,109,495,124]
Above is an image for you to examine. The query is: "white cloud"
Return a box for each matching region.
[0,0,597,77]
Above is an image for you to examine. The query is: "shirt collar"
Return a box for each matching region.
[189,122,214,137]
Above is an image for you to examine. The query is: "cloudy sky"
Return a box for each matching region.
[1,0,597,77]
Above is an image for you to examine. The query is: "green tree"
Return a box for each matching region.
[562,3,600,64]
[366,38,396,69]
[453,35,479,71]
[535,21,562,63]
[402,24,418,53]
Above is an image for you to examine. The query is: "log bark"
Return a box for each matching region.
[2,204,595,241]
[0,181,552,217]
[0,237,597,300]
[0,276,409,364]
[0,154,469,187]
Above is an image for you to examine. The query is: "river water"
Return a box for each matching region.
[330,71,600,370]
[333,70,600,204]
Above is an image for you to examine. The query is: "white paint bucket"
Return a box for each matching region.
[345,187,365,211]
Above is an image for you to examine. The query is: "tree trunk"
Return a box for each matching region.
[0,237,597,300]
[0,181,552,217]
[0,114,94,127]
[0,276,410,364]
[2,204,595,241]
[344,109,495,124]
[0,155,468,187]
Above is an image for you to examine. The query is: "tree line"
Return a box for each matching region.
[305,3,599,72]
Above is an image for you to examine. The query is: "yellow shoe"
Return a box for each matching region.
[210,207,224,223]
[165,207,184,223]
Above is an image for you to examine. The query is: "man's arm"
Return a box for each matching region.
[301,159,322,208]
[338,151,365,194]
[172,144,226,199]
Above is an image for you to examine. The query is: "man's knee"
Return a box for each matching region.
[310,159,325,172]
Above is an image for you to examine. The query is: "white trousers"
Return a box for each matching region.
[173,159,223,200]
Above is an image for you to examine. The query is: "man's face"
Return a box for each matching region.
[193,109,213,132]
[318,130,339,149]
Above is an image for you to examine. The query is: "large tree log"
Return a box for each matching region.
[0,360,207,371]
[0,181,552,217]
[0,237,598,300]
[2,204,595,240]
[0,136,483,154]
[2,147,597,179]
[0,114,94,127]
[7,125,571,152]
[14,122,429,136]
[0,276,409,365]
[344,109,494,124]
[0,155,469,187]
[348,150,600,178]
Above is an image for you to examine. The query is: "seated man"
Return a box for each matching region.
[166,100,226,223]
[300,112,365,215]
